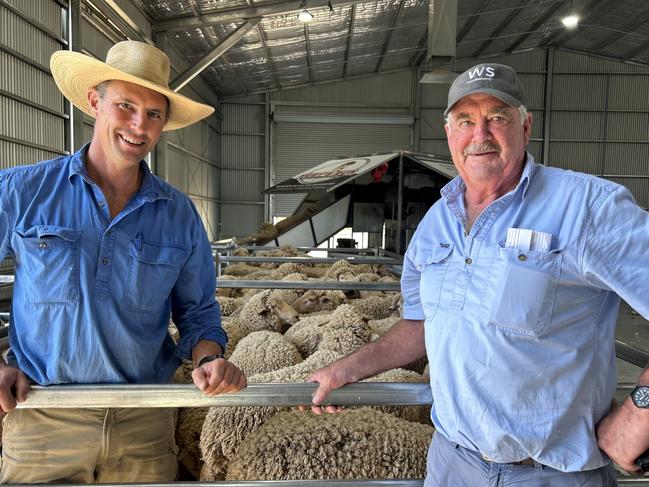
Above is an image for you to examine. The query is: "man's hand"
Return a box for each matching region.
[597,398,649,473]
[299,363,353,415]
[0,364,30,412]
[192,358,246,395]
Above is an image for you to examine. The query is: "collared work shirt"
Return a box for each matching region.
[401,154,649,472]
[0,146,226,385]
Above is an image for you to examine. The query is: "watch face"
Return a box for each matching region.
[632,387,649,408]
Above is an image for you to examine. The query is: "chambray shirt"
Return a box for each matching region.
[402,154,649,472]
[0,145,226,385]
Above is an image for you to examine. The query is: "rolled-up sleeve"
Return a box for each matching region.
[581,186,649,320]
[401,244,425,320]
[171,204,227,359]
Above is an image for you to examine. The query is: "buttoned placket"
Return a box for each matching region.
[446,192,517,312]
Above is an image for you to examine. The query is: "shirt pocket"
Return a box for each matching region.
[415,244,454,317]
[126,239,188,313]
[12,225,81,305]
[484,245,563,336]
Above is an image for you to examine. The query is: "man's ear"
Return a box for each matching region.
[523,112,533,146]
[87,89,101,117]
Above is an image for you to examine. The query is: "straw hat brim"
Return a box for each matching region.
[50,51,214,131]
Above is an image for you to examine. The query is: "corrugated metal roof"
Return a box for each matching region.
[127,0,649,97]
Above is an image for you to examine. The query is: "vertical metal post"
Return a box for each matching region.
[542,47,554,166]
[268,100,275,221]
[65,0,84,153]
[264,92,271,222]
[153,33,168,180]
[413,67,422,151]
[599,74,610,177]
[395,151,404,256]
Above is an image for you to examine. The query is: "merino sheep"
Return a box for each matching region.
[215,296,246,316]
[222,263,261,276]
[348,293,401,320]
[291,289,347,314]
[238,290,299,334]
[284,304,370,358]
[199,347,348,480]
[225,408,435,481]
[228,331,303,377]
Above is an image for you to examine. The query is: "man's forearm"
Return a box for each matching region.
[332,319,426,383]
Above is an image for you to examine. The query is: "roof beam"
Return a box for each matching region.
[409,32,428,67]
[343,5,357,79]
[544,0,615,49]
[622,37,649,61]
[171,18,260,91]
[507,1,565,53]
[590,10,649,53]
[202,27,248,95]
[376,0,406,72]
[456,0,492,43]
[471,0,532,58]
[257,24,282,90]
[153,0,370,32]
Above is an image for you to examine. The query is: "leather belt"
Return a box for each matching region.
[481,454,536,466]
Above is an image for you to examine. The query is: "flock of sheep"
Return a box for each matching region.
[172,246,434,481]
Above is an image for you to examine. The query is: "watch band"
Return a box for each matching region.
[197,353,224,368]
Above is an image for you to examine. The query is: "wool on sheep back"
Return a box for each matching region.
[228,331,303,377]
[225,408,435,480]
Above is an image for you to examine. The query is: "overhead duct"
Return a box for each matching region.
[421,0,458,83]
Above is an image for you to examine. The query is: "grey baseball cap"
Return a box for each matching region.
[444,63,527,116]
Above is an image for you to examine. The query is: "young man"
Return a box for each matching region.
[305,63,649,486]
[0,41,246,482]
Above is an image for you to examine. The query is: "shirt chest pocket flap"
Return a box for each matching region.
[127,239,188,313]
[487,245,563,336]
[414,244,454,311]
[13,225,81,304]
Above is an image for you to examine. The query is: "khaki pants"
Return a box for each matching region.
[0,407,178,483]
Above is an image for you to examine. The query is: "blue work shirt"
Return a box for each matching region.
[402,154,649,472]
[0,145,226,385]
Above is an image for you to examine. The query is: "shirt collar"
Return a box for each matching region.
[68,143,171,202]
[441,152,537,203]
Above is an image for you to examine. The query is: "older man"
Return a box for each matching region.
[0,41,245,482]
[306,63,649,486]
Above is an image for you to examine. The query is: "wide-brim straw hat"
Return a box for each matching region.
[50,41,214,131]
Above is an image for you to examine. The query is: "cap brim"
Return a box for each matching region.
[444,88,523,116]
[50,51,214,131]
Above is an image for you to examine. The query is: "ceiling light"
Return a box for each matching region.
[298,9,314,22]
[561,14,579,28]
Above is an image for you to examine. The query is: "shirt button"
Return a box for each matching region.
[465,257,472,265]
[39,242,48,249]
[102,258,109,265]
[98,201,105,208]
[518,254,527,261]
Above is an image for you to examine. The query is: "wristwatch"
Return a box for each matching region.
[630,386,649,408]
[196,353,224,368]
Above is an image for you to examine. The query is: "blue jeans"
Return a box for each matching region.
[425,432,618,487]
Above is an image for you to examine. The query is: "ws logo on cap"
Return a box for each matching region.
[467,66,495,83]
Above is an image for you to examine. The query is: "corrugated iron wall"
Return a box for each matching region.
[551,50,649,207]
[417,48,649,208]
[219,94,266,239]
